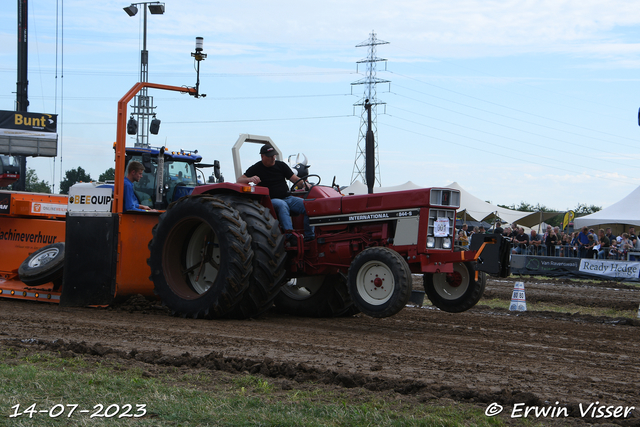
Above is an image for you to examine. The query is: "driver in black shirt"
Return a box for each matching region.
[237,144,315,243]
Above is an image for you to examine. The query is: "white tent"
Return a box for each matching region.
[574,185,640,229]
[445,182,560,228]
[341,181,560,228]
[342,180,423,194]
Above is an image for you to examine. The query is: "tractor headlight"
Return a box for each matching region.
[442,238,452,249]
[427,237,435,248]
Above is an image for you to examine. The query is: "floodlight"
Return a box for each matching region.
[127,117,138,135]
[123,5,138,16]
[148,3,165,14]
[150,118,161,135]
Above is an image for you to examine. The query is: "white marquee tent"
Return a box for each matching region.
[574,185,640,230]
[445,182,560,228]
[341,181,560,228]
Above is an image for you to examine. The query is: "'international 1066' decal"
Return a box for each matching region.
[309,209,420,226]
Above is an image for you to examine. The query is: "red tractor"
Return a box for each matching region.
[0,71,509,319]
[0,155,20,187]
[147,134,510,319]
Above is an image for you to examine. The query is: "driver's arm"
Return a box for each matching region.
[238,174,260,184]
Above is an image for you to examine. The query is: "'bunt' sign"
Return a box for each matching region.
[0,110,58,157]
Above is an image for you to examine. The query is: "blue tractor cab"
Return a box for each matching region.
[124,146,223,210]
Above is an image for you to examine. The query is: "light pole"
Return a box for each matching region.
[123,2,165,147]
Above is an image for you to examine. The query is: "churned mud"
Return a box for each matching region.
[1,277,639,425]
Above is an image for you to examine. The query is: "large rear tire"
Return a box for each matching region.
[148,196,253,319]
[347,247,412,318]
[274,275,355,317]
[218,195,287,319]
[424,261,486,313]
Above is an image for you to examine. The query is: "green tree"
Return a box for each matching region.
[59,166,92,194]
[99,167,115,182]
[25,168,52,193]
[496,201,601,228]
[497,201,554,212]
[573,203,601,217]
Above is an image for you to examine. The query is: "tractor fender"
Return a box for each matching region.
[191,183,275,218]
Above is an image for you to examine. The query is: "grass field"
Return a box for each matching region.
[0,347,511,427]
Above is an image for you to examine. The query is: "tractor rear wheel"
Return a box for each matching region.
[347,247,412,318]
[274,275,355,317]
[423,261,486,313]
[218,195,287,319]
[18,242,65,286]
[148,195,253,319]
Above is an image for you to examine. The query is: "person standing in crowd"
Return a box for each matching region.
[510,223,519,239]
[512,227,530,254]
[597,229,610,259]
[458,228,470,250]
[577,227,590,258]
[542,225,552,255]
[529,229,543,255]
[561,232,572,257]
[494,222,504,235]
[585,234,598,259]
[460,223,469,237]
[629,227,637,247]
[571,232,580,257]
[619,233,632,260]
[545,227,558,258]
[605,227,616,244]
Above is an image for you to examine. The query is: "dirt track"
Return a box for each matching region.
[2,277,640,425]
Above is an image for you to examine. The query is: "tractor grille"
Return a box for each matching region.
[427,208,455,250]
[430,189,460,208]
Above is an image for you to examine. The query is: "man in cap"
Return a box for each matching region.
[237,144,314,243]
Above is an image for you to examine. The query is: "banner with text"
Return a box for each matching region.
[0,110,58,157]
[579,259,640,280]
[510,255,640,282]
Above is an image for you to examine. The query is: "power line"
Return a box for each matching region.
[381,117,639,188]
[388,92,640,170]
[389,72,638,145]
[61,114,353,125]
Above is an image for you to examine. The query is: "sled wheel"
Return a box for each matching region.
[147,195,253,319]
[348,247,412,318]
[424,261,486,313]
[274,275,355,317]
[18,242,65,286]
[218,195,287,319]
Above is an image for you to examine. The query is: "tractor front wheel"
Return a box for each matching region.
[423,261,486,313]
[148,196,253,319]
[347,247,412,318]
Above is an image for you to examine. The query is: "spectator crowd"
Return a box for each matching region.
[457,222,640,260]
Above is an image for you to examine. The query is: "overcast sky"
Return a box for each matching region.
[2,0,640,211]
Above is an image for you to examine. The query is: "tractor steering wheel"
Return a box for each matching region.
[290,174,321,199]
